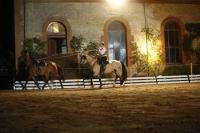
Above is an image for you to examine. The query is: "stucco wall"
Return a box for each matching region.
[25,2,144,41]
[25,2,200,41]
[23,1,200,76]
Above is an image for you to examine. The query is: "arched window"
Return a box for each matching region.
[108,21,127,65]
[164,21,182,64]
[47,22,67,55]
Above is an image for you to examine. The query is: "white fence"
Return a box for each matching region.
[14,74,200,90]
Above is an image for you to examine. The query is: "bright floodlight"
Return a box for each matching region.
[106,0,126,8]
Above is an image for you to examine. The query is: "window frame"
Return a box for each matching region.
[42,17,72,55]
[107,21,127,65]
[102,17,133,67]
[161,17,184,65]
[47,22,67,55]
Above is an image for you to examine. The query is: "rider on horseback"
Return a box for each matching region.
[97,41,108,77]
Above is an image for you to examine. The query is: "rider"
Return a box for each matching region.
[97,41,107,77]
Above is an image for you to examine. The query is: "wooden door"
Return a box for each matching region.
[48,38,57,55]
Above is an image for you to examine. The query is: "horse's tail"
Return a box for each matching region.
[120,62,127,85]
[57,64,65,82]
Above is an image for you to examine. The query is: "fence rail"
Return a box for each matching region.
[14,74,200,90]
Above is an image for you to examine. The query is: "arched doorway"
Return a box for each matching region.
[47,22,67,55]
[107,21,127,65]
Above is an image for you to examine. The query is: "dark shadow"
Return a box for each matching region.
[0,0,15,89]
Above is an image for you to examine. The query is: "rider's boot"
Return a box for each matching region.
[99,63,104,78]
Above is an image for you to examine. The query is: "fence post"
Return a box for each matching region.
[187,75,191,83]
[190,62,193,75]
[155,76,158,84]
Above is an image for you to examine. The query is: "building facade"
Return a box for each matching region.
[15,0,200,77]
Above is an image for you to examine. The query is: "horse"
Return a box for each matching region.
[15,61,29,90]
[80,51,127,88]
[31,61,64,89]
[21,50,64,90]
[80,63,94,88]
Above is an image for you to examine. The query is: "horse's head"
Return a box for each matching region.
[80,49,89,64]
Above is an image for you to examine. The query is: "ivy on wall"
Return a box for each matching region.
[183,23,200,61]
[131,27,163,76]
[21,37,46,58]
[70,35,85,51]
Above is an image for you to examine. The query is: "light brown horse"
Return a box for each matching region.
[80,51,127,88]
[23,50,64,90]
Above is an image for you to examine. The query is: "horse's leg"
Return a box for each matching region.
[42,79,48,90]
[110,69,118,87]
[59,78,64,89]
[21,81,27,90]
[18,80,26,90]
[45,72,56,89]
[23,80,29,90]
[57,65,64,89]
[17,74,27,90]
[119,77,124,86]
[22,72,31,90]
[58,73,64,89]
[42,74,49,90]
[91,78,94,88]
[46,81,52,88]
[119,62,127,85]
[47,73,53,89]
[40,75,49,90]
[83,79,85,88]
[42,72,52,90]
[33,77,41,90]
[99,77,102,88]
[113,75,119,87]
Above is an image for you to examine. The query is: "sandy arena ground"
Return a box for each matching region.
[0,83,200,133]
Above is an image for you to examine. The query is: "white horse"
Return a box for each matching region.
[80,51,127,88]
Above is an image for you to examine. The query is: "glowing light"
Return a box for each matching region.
[140,39,161,63]
[106,0,126,8]
[48,22,59,33]
[140,43,147,54]
[52,24,59,33]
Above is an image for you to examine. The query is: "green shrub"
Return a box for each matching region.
[162,65,190,76]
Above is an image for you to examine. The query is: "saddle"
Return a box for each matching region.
[34,60,46,74]
[98,55,108,65]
